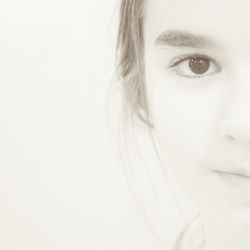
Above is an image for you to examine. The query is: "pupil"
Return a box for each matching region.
[189,58,210,74]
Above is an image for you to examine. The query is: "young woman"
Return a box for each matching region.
[116,0,250,250]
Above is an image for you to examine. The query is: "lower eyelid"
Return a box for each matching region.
[170,67,219,80]
[170,67,204,79]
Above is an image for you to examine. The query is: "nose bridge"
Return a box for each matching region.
[218,71,250,143]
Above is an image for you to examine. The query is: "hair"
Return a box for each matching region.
[116,0,153,127]
[115,1,206,250]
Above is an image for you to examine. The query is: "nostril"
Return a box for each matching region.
[217,119,250,144]
[227,135,235,141]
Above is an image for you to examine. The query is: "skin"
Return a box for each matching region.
[144,0,250,249]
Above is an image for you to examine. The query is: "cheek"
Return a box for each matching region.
[151,85,214,171]
[145,63,229,190]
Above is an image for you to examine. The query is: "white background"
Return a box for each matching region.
[0,1,182,249]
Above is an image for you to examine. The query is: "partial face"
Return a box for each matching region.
[144,0,250,222]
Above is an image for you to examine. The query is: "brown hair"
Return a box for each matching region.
[116,0,153,127]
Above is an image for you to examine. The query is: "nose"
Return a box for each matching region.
[217,75,250,144]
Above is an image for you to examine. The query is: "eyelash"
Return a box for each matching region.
[168,54,221,78]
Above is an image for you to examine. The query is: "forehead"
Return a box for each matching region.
[144,0,250,49]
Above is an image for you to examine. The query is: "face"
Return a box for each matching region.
[144,0,250,248]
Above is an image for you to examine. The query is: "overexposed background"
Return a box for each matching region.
[0,1,185,249]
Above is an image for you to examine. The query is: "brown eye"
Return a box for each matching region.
[169,54,220,78]
[189,57,210,74]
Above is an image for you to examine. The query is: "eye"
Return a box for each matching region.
[169,55,220,78]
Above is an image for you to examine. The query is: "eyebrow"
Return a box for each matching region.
[155,30,218,48]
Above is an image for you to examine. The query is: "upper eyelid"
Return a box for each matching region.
[168,54,221,70]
